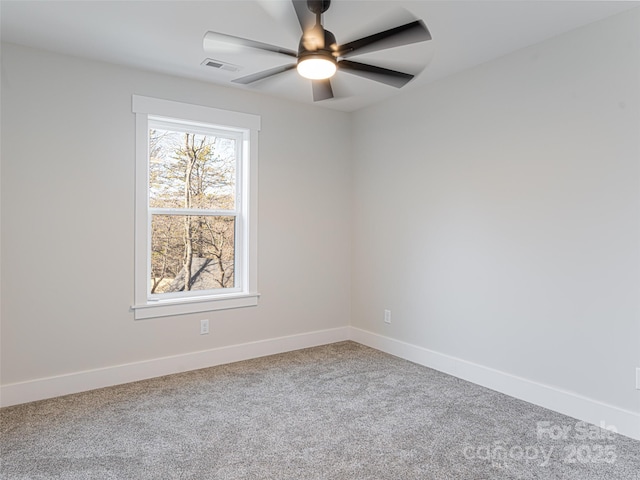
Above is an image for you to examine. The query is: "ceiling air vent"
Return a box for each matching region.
[201,58,241,73]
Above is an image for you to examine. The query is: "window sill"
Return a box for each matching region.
[131,292,260,320]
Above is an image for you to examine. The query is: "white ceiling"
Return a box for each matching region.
[1,0,638,112]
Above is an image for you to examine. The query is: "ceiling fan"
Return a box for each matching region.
[203,0,432,101]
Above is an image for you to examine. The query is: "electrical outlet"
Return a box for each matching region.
[200,319,209,335]
[384,309,391,324]
[636,368,640,390]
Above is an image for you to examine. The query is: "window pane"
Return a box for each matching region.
[150,214,235,294]
[149,129,236,210]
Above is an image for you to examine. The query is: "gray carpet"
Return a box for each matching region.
[1,341,639,479]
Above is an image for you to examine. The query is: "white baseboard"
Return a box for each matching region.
[349,327,640,441]
[4,325,638,441]
[0,326,350,408]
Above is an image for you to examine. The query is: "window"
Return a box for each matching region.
[132,96,260,319]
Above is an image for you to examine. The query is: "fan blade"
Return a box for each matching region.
[312,79,334,101]
[338,60,413,88]
[203,31,297,58]
[232,64,297,85]
[292,0,314,34]
[336,20,431,59]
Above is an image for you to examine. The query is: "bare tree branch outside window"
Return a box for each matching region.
[149,128,236,294]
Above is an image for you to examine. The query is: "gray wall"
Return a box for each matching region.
[351,9,640,412]
[0,43,352,384]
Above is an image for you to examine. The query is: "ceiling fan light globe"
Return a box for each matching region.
[297,57,337,80]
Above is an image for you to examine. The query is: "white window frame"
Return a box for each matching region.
[131,95,260,320]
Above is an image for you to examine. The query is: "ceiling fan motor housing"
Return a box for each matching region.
[298,28,337,63]
[297,28,337,80]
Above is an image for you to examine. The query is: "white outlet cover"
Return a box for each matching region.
[200,319,209,335]
[636,368,640,390]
